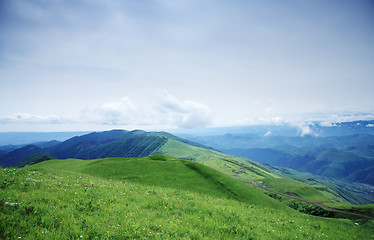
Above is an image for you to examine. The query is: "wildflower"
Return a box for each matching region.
[27,202,31,204]
[80,235,83,238]
[4,202,18,206]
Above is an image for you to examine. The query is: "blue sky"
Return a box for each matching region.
[0,0,373,131]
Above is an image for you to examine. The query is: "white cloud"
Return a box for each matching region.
[318,121,338,127]
[80,92,213,129]
[81,97,144,125]
[236,117,285,126]
[314,114,374,127]
[366,124,374,127]
[0,113,67,124]
[297,124,314,137]
[264,131,272,137]
[157,92,213,128]
[0,93,212,129]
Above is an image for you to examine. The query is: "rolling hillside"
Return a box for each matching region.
[0,130,164,166]
[29,155,282,208]
[0,145,44,167]
[0,130,213,167]
[1,156,373,239]
[0,129,363,205]
[181,133,374,185]
[0,130,279,183]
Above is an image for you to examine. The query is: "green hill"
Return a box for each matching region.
[0,130,211,167]
[1,157,373,239]
[158,139,279,181]
[2,129,372,206]
[0,129,354,205]
[0,130,280,186]
[4,129,369,207]
[0,145,43,167]
[27,155,281,208]
[185,133,374,185]
[15,152,55,168]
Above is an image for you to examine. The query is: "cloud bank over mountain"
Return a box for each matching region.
[0,92,213,130]
[82,92,212,128]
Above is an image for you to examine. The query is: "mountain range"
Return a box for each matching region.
[0,129,276,183]
[1,125,374,240]
[0,130,202,167]
[1,127,374,205]
[179,133,374,185]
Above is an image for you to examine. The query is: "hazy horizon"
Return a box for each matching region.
[1,0,373,132]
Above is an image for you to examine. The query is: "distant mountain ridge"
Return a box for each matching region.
[0,145,44,167]
[0,129,212,168]
[181,133,374,185]
[2,128,373,205]
[173,120,374,137]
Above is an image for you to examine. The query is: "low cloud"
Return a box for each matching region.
[237,116,285,126]
[0,93,213,129]
[81,92,213,129]
[297,124,315,137]
[157,92,213,128]
[314,114,374,127]
[264,130,272,137]
[0,113,67,124]
[81,97,145,125]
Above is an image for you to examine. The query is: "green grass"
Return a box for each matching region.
[159,140,351,206]
[261,178,333,203]
[324,203,374,221]
[159,139,279,180]
[1,164,373,239]
[276,167,374,205]
[25,155,282,208]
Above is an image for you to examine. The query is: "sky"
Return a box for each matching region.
[0,0,373,132]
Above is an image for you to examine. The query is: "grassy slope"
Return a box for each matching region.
[324,203,374,219]
[261,178,332,203]
[159,139,349,205]
[16,152,55,168]
[271,168,349,204]
[276,167,374,205]
[26,155,281,208]
[159,139,279,180]
[1,161,373,239]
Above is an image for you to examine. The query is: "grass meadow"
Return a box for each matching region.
[1,157,373,239]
